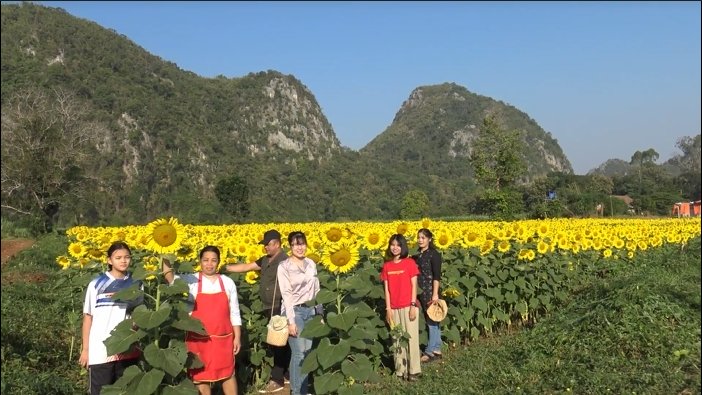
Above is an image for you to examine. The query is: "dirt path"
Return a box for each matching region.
[1,238,35,266]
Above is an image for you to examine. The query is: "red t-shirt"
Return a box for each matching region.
[380,257,419,309]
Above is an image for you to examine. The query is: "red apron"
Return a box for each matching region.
[186,273,234,382]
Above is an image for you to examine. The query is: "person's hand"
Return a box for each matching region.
[78,349,88,368]
[288,323,298,337]
[409,306,417,321]
[233,338,241,355]
[385,310,394,326]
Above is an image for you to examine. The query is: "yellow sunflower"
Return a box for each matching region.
[68,242,87,259]
[321,240,361,274]
[479,239,494,256]
[56,255,71,270]
[245,271,259,284]
[362,229,385,251]
[145,217,185,254]
[497,240,511,253]
[325,227,343,243]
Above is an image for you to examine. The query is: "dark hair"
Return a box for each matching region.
[107,241,131,270]
[385,234,409,259]
[288,231,307,246]
[199,245,221,261]
[418,228,437,250]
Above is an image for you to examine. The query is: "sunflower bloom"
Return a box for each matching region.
[68,242,87,259]
[56,255,71,270]
[497,240,511,253]
[325,227,344,243]
[145,217,185,254]
[321,240,360,274]
[245,271,259,284]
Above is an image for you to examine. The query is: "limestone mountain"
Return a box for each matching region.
[1,3,344,224]
[361,83,573,179]
[2,3,577,227]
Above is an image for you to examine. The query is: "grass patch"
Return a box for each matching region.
[371,240,701,394]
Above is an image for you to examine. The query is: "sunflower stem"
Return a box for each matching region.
[335,274,342,314]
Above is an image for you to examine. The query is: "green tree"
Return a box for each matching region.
[400,189,429,219]
[471,115,526,191]
[630,148,659,197]
[670,134,701,199]
[1,88,103,232]
[215,176,250,222]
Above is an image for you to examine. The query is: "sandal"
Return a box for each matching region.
[420,354,435,363]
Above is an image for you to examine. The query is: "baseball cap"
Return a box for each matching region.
[259,229,282,245]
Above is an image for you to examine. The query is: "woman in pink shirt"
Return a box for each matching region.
[277,231,320,395]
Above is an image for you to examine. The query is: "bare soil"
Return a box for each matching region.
[0,239,47,284]
[1,238,34,266]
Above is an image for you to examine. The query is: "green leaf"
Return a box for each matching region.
[345,301,377,318]
[516,300,528,316]
[314,289,338,304]
[132,304,172,329]
[326,310,359,332]
[162,378,198,395]
[249,348,266,366]
[300,315,331,338]
[104,320,147,356]
[160,280,189,296]
[313,371,344,394]
[301,348,320,374]
[340,354,372,381]
[471,296,488,312]
[172,312,206,335]
[143,339,188,377]
[112,364,142,387]
[316,338,351,369]
[130,265,149,281]
[497,269,509,281]
[132,368,165,395]
[111,282,143,302]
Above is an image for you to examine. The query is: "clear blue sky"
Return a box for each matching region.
[39,1,701,174]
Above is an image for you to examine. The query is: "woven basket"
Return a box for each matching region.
[266,315,289,346]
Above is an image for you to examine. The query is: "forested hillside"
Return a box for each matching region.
[1,3,698,232]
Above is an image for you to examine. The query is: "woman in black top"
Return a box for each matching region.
[413,228,443,362]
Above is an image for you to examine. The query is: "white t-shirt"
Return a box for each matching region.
[83,272,142,365]
[174,273,242,327]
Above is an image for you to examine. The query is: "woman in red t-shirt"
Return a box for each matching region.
[380,234,421,381]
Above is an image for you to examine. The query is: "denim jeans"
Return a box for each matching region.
[425,316,442,355]
[286,305,314,395]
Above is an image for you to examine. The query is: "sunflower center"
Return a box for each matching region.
[153,224,177,247]
[330,249,351,267]
[368,233,380,244]
[326,228,342,242]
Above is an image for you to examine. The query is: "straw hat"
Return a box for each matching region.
[426,299,448,322]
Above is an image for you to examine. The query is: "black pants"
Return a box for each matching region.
[88,358,138,395]
[266,304,291,383]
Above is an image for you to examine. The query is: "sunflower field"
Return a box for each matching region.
[59,217,701,394]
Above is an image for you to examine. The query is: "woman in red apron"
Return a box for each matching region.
[164,246,242,395]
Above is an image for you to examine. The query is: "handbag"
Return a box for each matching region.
[266,271,289,346]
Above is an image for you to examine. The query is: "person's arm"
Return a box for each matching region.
[277,262,297,335]
[226,278,243,355]
[232,325,242,355]
[78,314,92,368]
[225,262,260,273]
[409,275,418,321]
[430,252,442,302]
[383,280,393,326]
[162,258,175,284]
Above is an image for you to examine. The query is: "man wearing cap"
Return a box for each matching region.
[226,229,290,393]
